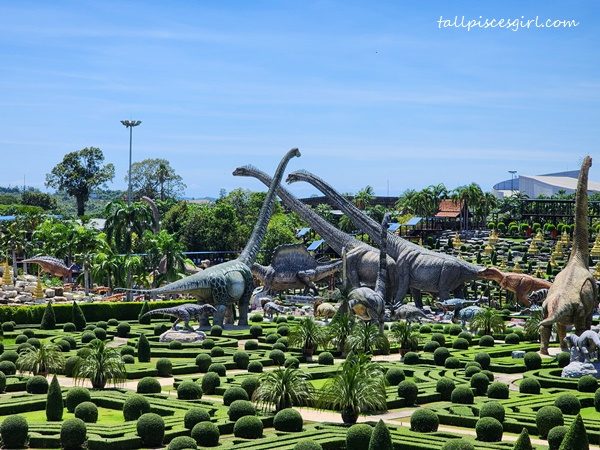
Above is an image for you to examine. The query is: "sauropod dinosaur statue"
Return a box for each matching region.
[141,303,217,331]
[478,267,552,306]
[539,156,598,355]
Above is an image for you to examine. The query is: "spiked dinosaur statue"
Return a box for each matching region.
[252,244,342,296]
[232,165,398,299]
[539,156,598,355]
[286,170,485,307]
[22,256,76,279]
[124,148,300,327]
[479,267,551,306]
[346,214,390,332]
[142,304,217,331]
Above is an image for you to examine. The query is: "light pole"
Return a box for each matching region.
[121,120,142,205]
[509,170,517,194]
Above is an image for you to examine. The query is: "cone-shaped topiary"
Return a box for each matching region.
[513,428,532,450]
[558,414,589,450]
[40,300,56,330]
[72,301,87,331]
[368,420,393,450]
[137,333,151,363]
[46,374,64,421]
[138,301,151,324]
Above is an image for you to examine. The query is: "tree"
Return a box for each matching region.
[288,317,326,356]
[451,183,484,231]
[142,230,186,287]
[369,420,393,450]
[21,191,56,210]
[40,300,56,330]
[73,340,126,389]
[46,147,115,216]
[46,375,64,421]
[137,333,151,362]
[559,414,588,450]
[72,301,87,331]
[257,214,298,265]
[128,158,186,201]
[354,186,375,210]
[471,308,505,335]
[252,367,313,412]
[16,342,64,376]
[104,200,155,254]
[346,322,390,355]
[513,428,532,450]
[327,313,355,356]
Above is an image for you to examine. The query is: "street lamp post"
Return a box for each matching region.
[120,120,142,205]
[509,170,517,194]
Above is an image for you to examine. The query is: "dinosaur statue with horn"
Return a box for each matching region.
[122,148,300,327]
[539,156,598,355]
[286,170,486,307]
[232,165,398,300]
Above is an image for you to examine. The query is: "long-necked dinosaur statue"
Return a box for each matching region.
[539,156,597,355]
[232,165,398,299]
[124,148,300,327]
[286,170,485,307]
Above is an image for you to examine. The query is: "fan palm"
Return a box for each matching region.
[252,367,313,412]
[346,321,390,355]
[16,342,64,376]
[73,340,126,389]
[470,307,505,335]
[318,353,387,424]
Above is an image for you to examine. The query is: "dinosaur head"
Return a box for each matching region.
[232,165,257,177]
[203,304,217,315]
[285,169,310,185]
[478,267,503,282]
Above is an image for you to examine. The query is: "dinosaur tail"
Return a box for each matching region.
[539,302,576,328]
[141,308,172,318]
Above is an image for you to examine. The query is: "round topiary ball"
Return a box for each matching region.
[1,322,15,332]
[269,349,285,366]
[75,401,98,423]
[169,340,182,350]
[201,372,221,395]
[201,338,215,349]
[116,322,131,337]
[524,352,542,370]
[0,360,16,375]
[595,388,600,412]
[436,377,455,401]
[419,324,432,333]
[475,417,503,442]
[58,339,72,352]
[156,358,173,377]
[470,373,490,396]
[61,417,87,450]
[247,360,263,373]
[504,333,520,345]
[184,407,211,429]
[210,325,223,336]
[465,366,481,378]
[448,324,463,336]
[122,354,135,364]
[273,408,303,432]
[168,436,198,450]
[265,333,280,344]
[397,380,419,405]
[346,423,373,450]
[441,439,475,450]
[487,382,509,399]
[481,370,494,382]
[284,357,300,369]
[557,352,571,368]
[177,380,203,400]
[423,340,440,353]
[22,329,35,338]
[81,331,95,344]
[433,347,450,366]
[137,377,161,394]
[0,350,18,363]
[547,425,568,450]
[123,394,151,421]
[207,363,226,377]
[108,318,119,326]
[15,334,28,344]
[385,368,405,386]
[272,342,286,352]
[536,406,564,439]
[431,333,446,346]
[64,356,82,378]
[410,408,439,432]
[458,331,473,343]
[277,325,289,336]
[445,357,461,369]
[0,371,6,393]
[241,376,260,398]
[210,346,225,357]
[0,415,28,449]
[93,327,106,340]
[403,352,420,365]
[478,335,495,347]
[318,352,334,365]
[66,387,91,413]
[233,415,263,439]
[233,351,250,369]
[26,375,49,394]
[293,440,323,450]
[479,401,505,422]
[451,386,474,405]
[191,421,219,447]
[228,399,256,421]
[578,374,598,392]
[554,393,581,415]
[519,378,541,395]
[244,340,259,350]
[223,387,249,406]
[195,354,212,372]
[452,338,469,350]
[136,413,165,447]
[250,325,263,338]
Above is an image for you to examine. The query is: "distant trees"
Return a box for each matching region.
[46,147,115,216]
[21,191,56,210]
[128,158,186,201]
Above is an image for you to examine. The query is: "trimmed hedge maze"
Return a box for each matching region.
[0,304,599,449]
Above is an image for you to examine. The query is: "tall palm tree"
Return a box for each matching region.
[104,200,155,254]
[354,186,375,210]
[143,230,186,287]
[451,183,484,231]
[252,367,313,412]
[73,340,126,389]
[346,322,389,355]
[16,342,64,376]
[318,353,387,424]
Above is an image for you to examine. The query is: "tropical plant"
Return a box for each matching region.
[523,310,543,342]
[451,183,484,230]
[353,186,375,210]
[326,313,355,355]
[128,158,186,201]
[73,340,126,389]
[142,230,186,287]
[318,353,387,424]
[470,308,505,335]
[346,322,389,355]
[16,342,65,376]
[390,321,419,354]
[104,200,155,254]
[288,317,326,356]
[252,367,313,412]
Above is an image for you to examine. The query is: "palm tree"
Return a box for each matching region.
[288,317,326,356]
[523,310,543,342]
[16,342,64,376]
[104,200,155,254]
[315,204,333,222]
[390,321,419,356]
[338,215,356,234]
[354,186,375,210]
[470,308,505,335]
[327,313,355,356]
[346,322,389,355]
[73,340,126,389]
[318,353,387,424]
[143,230,186,287]
[252,367,313,412]
[451,183,484,231]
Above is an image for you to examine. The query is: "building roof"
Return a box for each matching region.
[521,175,600,192]
[434,199,463,218]
[404,217,422,226]
[307,239,325,251]
[296,227,311,238]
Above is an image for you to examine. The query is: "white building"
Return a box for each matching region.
[493,170,600,198]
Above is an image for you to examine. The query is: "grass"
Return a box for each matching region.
[3,407,125,424]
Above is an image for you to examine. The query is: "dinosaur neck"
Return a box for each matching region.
[375,214,390,296]
[141,196,160,233]
[238,149,300,266]
[236,167,361,254]
[571,156,592,266]
[342,246,347,290]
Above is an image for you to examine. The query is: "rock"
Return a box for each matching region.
[54,287,63,296]
[24,284,37,293]
[53,296,67,303]
[159,329,206,343]
[44,288,55,298]
[561,361,599,378]
[15,281,26,290]
[24,275,37,283]
[512,351,526,359]
[64,292,74,301]
[5,291,17,299]
[15,294,32,303]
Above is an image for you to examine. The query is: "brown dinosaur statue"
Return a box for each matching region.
[479,267,552,306]
[313,299,337,319]
[539,156,598,355]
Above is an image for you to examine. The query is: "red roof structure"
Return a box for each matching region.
[434,199,463,218]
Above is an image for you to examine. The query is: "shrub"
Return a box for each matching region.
[445,357,461,369]
[210,346,225,357]
[201,372,221,394]
[595,388,600,412]
[536,406,564,439]
[273,408,303,432]
[191,421,219,446]
[555,393,581,415]
[26,375,49,394]
[368,420,392,450]
[410,408,439,432]
[195,354,212,372]
[453,338,469,350]
[278,325,290,336]
[458,331,472,342]
[273,342,286,351]
[156,358,173,377]
[547,425,568,450]
[123,394,151,421]
[559,413,588,450]
[201,338,215,350]
[66,387,91,413]
[136,413,165,447]
[234,415,263,439]
[137,377,161,394]
[505,333,520,344]
[0,371,5,393]
[451,386,474,404]
[465,362,482,371]
[40,301,56,330]
[346,423,373,450]
[403,352,420,365]
[0,350,18,363]
[72,301,86,331]
[244,340,259,350]
[223,387,249,406]
[578,374,598,392]
[385,368,405,386]
[523,352,541,370]
[431,333,445,346]
[241,376,260,398]
[250,313,263,322]
[64,356,81,377]
[465,366,481,378]
[0,415,28,449]
[123,357,135,366]
[1,322,14,332]
[228,399,256,421]
[423,341,440,352]
[397,380,419,405]
[233,351,250,369]
[210,325,223,336]
[0,360,16,375]
[269,349,286,366]
[557,351,571,368]
[27,337,41,348]
[479,401,505,422]
[294,441,322,450]
[184,408,211,429]
[119,345,135,356]
[75,401,98,423]
[520,378,541,394]
[15,334,28,344]
[250,325,263,338]
[441,439,474,450]
[45,375,63,422]
[266,333,280,344]
[448,324,463,335]
[107,318,118,326]
[248,360,263,373]
[208,363,226,377]
[475,417,503,442]
[479,335,495,347]
[436,377,455,401]
[177,380,203,400]
[470,373,490,396]
[137,333,151,362]
[284,357,300,369]
[487,382,509,399]
[93,327,106,340]
[168,436,198,450]
[22,329,35,338]
[318,352,334,365]
[168,340,182,350]
[58,339,72,352]
[60,418,86,450]
[81,331,95,344]
[433,347,450,366]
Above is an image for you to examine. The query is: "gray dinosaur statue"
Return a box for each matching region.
[262,301,288,320]
[453,306,483,325]
[540,156,598,354]
[123,148,300,327]
[252,244,342,296]
[347,213,390,332]
[435,298,481,312]
[527,288,549,306]
[564,330,600,363]
[390,304,433,323]
[286,170,485,308]
[142,303,217,331]
[232,165,398,299]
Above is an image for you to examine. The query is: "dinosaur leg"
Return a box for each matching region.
[392,271,410,306]
[238,296,250,326]
[411,288,424,309]
[540,325,552,355]
[557,323,568,352]
[172,318,181,330]
[213,304,227,327]
[452,284,466,299]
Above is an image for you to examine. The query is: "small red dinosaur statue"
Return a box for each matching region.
[479,267,551,306]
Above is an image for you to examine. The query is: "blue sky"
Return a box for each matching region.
[1,1,598,198]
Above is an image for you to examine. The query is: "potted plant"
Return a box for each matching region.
[390,320,419,357]
[289,317,324,357]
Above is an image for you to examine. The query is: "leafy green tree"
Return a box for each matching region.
[46,374,64,421]
[559,414,588,450]
[257,214,298,265]
[128,158,186,201]
[104,200,155,254]
[73,340,126,389]
[253,367,313,412]
[21,191,56,210]
[471,308,505,335]
[513,428,532,450]
[142,230,186,286]
[46,147,115,216]
[347,322,390,355]
[327,313,355,356]
[137,333,151,362]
